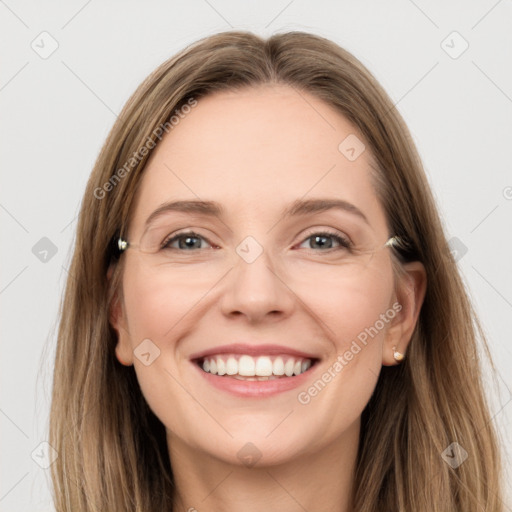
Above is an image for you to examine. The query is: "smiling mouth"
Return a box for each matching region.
[195,354,318,381]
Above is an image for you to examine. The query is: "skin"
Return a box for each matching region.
[111,84,426,512]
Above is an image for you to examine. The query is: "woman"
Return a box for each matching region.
[49,30,504,511]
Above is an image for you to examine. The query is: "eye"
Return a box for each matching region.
[161,231,214,250]
[158,229,352,252]
[297,230,352,251]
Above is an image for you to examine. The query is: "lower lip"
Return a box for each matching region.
[192,361,318,398]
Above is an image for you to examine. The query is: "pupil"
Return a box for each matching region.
[312,235,332,249]
[180,236,201,249]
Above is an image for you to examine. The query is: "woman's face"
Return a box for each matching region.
[113,84,408,466]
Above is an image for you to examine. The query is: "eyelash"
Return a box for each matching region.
[161,230,353,252]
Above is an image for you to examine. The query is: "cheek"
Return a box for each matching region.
[293,262,395,351]
[121,265,205,438]
[121,259,212,342]
[293,266,394,430]
[120,260,219,415]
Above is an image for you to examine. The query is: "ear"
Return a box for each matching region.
[108,264,134,366]
[382,261,427,366]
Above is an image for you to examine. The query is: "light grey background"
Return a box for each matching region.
[1,1,511,510]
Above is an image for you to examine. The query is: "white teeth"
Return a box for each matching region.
[255,356,273,376]
[216,357,226,376]
[226,357,238,375]
[284,359,295,377]
[273,357,285,375]
[238,355,256,376]
[201,354,314,378]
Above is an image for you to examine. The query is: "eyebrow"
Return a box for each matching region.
[144,198,369,228]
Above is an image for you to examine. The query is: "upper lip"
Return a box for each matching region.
[189,343,320,361]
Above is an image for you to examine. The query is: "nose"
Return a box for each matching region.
[219,243,296,323]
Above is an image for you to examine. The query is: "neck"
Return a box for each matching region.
[168,418,360,512]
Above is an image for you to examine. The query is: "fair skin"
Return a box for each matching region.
[111,84,426,512]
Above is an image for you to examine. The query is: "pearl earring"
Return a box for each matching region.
[393,346,405,362]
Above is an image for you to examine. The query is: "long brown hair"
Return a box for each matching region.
[49,30,504,511]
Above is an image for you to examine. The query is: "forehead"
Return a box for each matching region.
[129,84,388,235]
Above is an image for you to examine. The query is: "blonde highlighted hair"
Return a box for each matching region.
[49,30,504,511]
